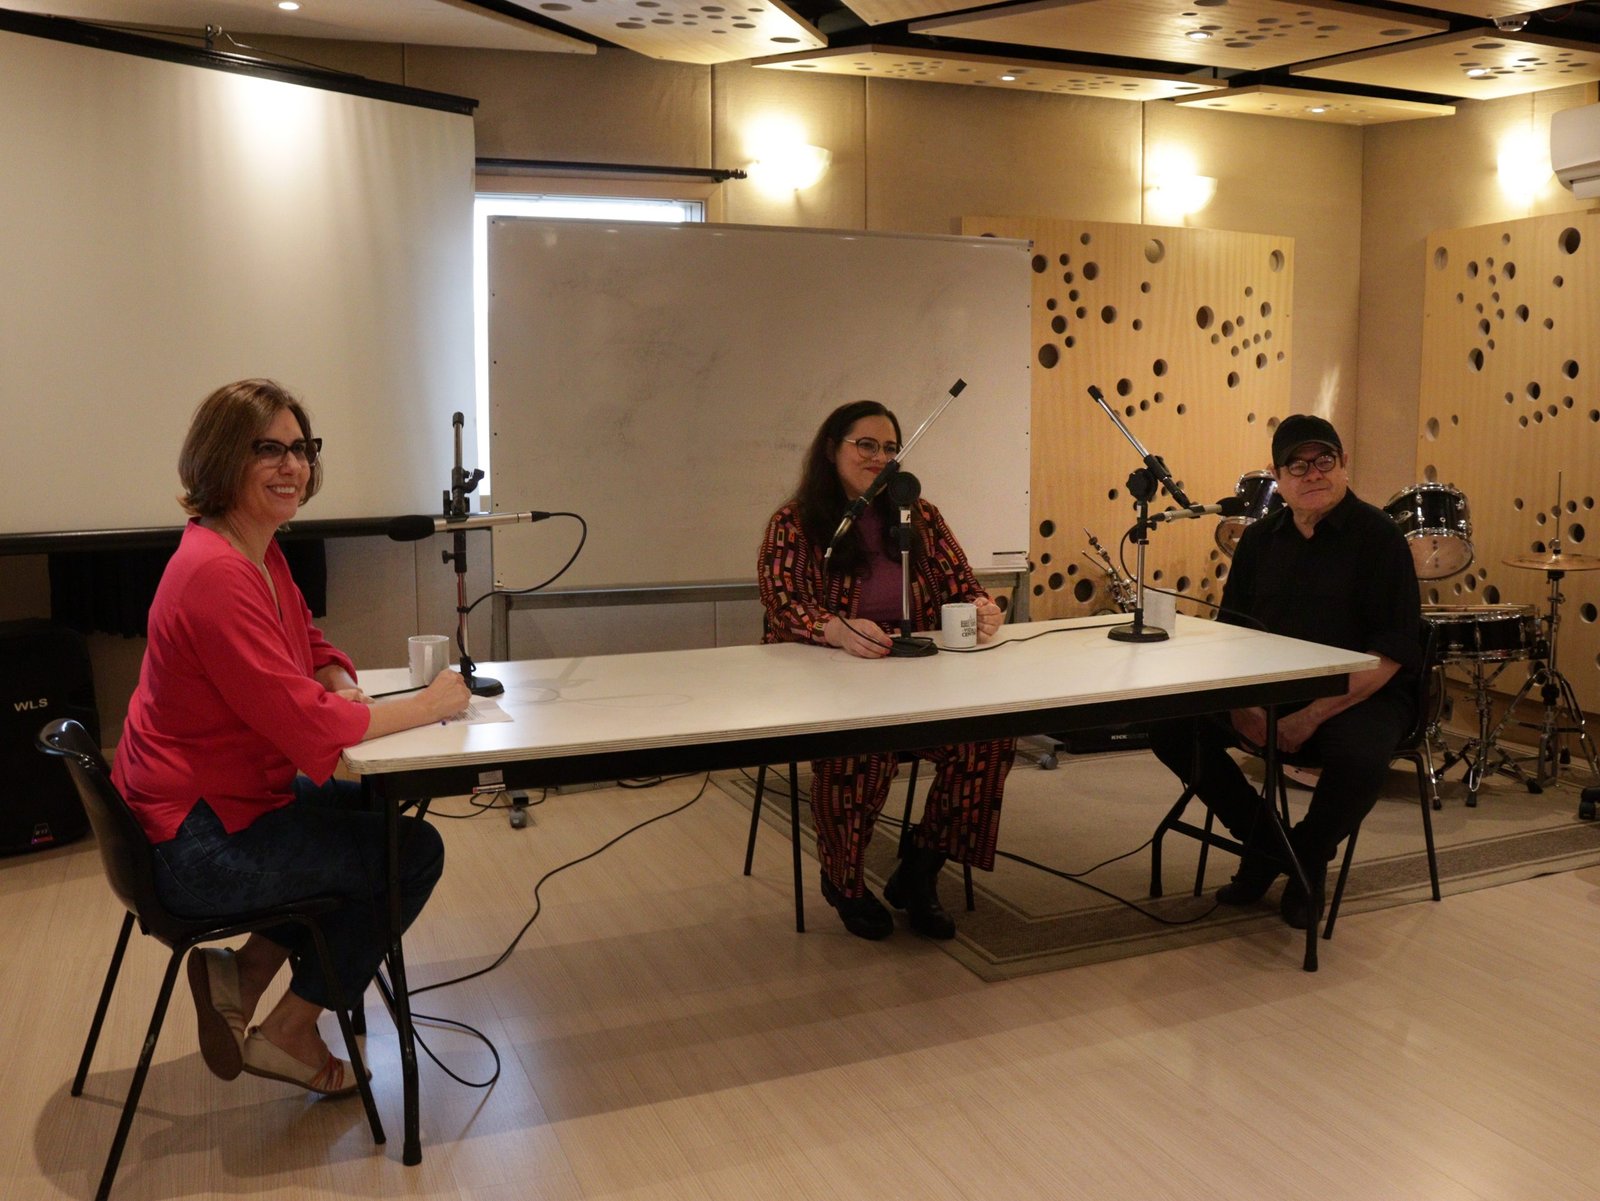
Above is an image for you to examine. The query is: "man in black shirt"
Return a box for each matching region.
[1149,414,1423,928]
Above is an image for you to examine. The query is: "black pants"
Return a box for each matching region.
[1148,691,1413,864]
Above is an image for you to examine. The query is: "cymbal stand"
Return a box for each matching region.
[1481,564,1600,808]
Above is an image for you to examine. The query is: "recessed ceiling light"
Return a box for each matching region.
[277,1,301,11]
[1000,73,1016,81]
[1467,67,1491,77]
[1185,30,1211,42]
[1308,105,1328,114]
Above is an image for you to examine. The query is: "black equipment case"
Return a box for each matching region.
[0,620,98,854]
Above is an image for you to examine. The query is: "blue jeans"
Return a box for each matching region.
[151,777,444,1010]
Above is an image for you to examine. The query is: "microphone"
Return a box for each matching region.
[885,470,921,509]
[386,510,552,542]
[824,460,902,561]
[1146,496,1250,524]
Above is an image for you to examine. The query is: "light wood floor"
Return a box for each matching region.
[4,772,1598,1201]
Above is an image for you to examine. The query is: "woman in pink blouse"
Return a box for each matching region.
[114,379,469,1096]
[757,400,1014,942]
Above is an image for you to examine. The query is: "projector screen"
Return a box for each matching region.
[0,19,477,540]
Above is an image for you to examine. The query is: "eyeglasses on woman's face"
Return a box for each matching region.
[251,437,322,467]
[842,436,900,460]
[1282,451,1339,478]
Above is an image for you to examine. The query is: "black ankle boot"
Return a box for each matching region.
[883,848,956,940]
[820,873,893,940]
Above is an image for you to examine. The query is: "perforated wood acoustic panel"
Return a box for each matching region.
[516,0,823,64]
[1173,84,1454,125]
[963,217,1294,620]
[913,0,1446,72]
[752,46,1225,100]
[1294,29,1600,99]
[1419,213,1600,717]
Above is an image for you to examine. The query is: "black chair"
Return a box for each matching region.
[1151,626,1442,939]
[36,719,384,1201]
[741,756,975,931]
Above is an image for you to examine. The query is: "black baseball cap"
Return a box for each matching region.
[1272,414,1343,466]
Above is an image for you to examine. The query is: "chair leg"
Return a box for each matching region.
[1322,831,1359,940]
[743,764,768,876]
[1414,756,1442,901]
[963,865,975,912]
[787,762,805,933]
[1150,783,1198,898]
[75,912,135,1097]
[305,919,385,1146]
[896,759,922,859]
[93,948,185,1201]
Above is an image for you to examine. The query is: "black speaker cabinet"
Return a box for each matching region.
[0,620,98,855]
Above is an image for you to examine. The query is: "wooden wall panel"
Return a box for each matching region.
[1420,212,1600,715]
[964,216,1295,618]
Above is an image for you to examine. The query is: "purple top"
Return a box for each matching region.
[853,506,905,626]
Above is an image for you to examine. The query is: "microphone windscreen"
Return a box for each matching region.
[886,471,922,507]
[385,514,438,542]
[1217,495,1251,518]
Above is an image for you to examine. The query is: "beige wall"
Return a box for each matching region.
[8,37,1597,738]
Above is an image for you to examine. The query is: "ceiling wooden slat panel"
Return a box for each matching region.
[752,45,1226,99]
[1392,0,1575,16]
[1293,29,1600,99]
[911,0,1450,73]
[832,0,1010,26]
[1173,83,1455,124]
[509,0,823,64]
[0,0,595,53]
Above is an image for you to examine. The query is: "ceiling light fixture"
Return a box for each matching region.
[1000,73,1017,81]
[277,1,301,10]
[1185,30,1211,42]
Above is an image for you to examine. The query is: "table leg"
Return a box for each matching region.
[370,776,423,1165]
[1261,707,1318,972]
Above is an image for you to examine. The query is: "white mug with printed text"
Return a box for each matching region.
[408,634,451,688]
[939,602,978,649]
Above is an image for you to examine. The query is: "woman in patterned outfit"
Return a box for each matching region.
[757,400,1015,941]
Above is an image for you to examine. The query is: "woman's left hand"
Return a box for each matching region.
[975,597,1003,643]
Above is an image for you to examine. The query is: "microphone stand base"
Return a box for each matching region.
[1108,624,1168,644]
[467,675,504,697]
[889,636,938,658]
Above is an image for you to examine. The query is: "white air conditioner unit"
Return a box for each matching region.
[1551,103,1600,200]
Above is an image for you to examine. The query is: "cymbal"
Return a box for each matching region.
[1502,551,1600,572]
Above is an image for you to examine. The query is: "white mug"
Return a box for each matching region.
[408,634,451,688]
[939,602,978,649]
[1143,589,1177,635]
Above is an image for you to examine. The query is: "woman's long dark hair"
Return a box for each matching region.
[792,400,922,575]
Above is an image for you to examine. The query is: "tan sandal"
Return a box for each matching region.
[187,948,246,1080]
[240,1027,361,1098]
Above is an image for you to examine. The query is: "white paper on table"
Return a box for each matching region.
[444,697,513,725]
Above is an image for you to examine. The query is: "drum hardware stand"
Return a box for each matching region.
[1430,657,1521,808]
[1481,559,1600,811]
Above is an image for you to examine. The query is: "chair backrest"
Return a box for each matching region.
[1398,621,1440,752]
[35,718,164,927]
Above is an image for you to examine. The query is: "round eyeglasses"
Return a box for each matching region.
[251,437,322,466]
[843,436,900,459]
[1282,451,1339,478]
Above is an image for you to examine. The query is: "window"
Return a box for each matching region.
[473,194,704,493]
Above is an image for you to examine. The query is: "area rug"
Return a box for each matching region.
[716,740,1600,980]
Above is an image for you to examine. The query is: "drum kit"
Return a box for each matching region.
[1214,470,1600,808]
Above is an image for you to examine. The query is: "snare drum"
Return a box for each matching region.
[1385,483,1473,579]
[1215,469,1282,556]
[1422,604,1540,662]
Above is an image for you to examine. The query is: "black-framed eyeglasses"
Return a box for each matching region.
[1282,451,1339,478]
[843,436,900,459]
[251,437,322,466]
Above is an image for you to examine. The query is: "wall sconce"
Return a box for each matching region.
[748,142,832,193]
[1148,173,1216,219]
[1497,129,1553,203]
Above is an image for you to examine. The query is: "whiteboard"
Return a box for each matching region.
[487,218,1031,590]
[0,26,475,537]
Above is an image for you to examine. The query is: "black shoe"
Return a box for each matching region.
[1215,851,1283,906]
[820,874,893,940]
[1273,869,1324,933]
[882,848,957,940]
